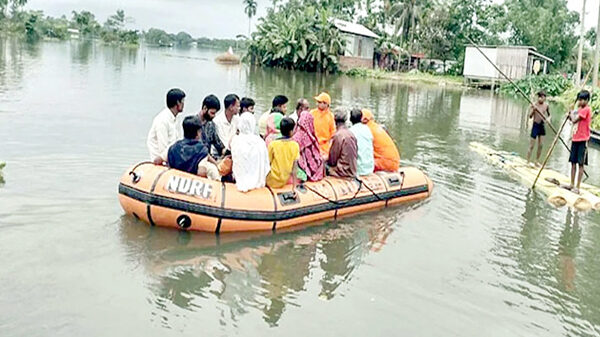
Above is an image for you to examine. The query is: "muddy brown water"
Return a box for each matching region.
[1,38,600,336]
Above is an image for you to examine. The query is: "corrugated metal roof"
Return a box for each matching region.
[334,19,379,39]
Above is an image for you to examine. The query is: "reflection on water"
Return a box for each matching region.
[118,205,413,328]
[2,38,600,336]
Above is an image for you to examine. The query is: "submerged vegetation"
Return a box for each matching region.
[498,75,573,97]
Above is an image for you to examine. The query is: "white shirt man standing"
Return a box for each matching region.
[147,88,185,165]
[213,93,240,150]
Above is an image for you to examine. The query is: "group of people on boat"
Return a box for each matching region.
[146,88,401,192]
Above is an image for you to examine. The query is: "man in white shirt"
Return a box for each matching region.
[147,88,185,165]
[214,93,240,150]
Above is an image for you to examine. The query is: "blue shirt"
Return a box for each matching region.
[350,123,374,176]
[167,138,209,174]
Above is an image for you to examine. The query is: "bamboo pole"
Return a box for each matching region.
[532,115,570,189]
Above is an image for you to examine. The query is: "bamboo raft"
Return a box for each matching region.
[470,142,600,211]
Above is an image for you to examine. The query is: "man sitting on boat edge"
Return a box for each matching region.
[147,88,185,165]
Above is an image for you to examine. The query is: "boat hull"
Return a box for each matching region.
[118,163,433,233]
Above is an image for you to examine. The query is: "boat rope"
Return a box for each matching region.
[357,171,405,202]
[302,178,363,205]
[128,161,154,183]
[302,172,405,206]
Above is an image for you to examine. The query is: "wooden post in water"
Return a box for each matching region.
[532,116,570,189]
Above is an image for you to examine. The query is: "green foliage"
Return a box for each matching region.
[500,0,578,68]
[100,10,139,45]
[592,113,600,130]
[23,10,37,39]
[175,31,193,46]
[71,10,101,37]
[345,68,386,78]
[246,2,346,72]
[499,74,572,97]
[143,28,174,46]
[196,37,245,50]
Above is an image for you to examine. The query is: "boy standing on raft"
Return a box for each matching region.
[566,90,592,194]
[526,91,550,166]
[311,92,336,158]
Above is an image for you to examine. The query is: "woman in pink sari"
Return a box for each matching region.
[292,111,325,182]
[264,111,283,147]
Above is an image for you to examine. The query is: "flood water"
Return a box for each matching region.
[1,38,600,336]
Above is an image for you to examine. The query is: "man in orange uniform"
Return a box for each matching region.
[361,109,400,172]
[310,92,336,157]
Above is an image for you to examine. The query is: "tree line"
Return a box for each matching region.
[245,0,582,73]
[0,1,244,49]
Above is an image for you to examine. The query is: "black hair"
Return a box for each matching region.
[240,97,255,110]
[202,94,221,111]
[537,90,546,98]
[224,94,240,110]
[280,117,295,137]
[272,95,289,108]
[577,90,590,101]
[350,108,363,124]
[182,115,202,139]
[166,88,186,108]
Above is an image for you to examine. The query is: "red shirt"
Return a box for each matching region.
[573,106,591,142]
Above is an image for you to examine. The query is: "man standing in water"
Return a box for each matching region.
[526,91,550,166]
[147,88,185,165]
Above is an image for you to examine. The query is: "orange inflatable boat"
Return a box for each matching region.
[118,163,433,233]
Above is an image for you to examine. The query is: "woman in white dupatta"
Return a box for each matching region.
[231,112,271,192]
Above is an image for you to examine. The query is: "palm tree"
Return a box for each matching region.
[244,0,258,37]
[388,0,431,48]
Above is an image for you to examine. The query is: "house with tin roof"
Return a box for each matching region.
[334,19,379,70]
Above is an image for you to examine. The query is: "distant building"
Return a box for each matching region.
[67,28,79,39]
[334,19,378,70]
[463,45,553,85]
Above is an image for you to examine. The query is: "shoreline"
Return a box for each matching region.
[343,68,466,88]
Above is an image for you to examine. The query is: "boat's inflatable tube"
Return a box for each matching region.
[118,163,433,233]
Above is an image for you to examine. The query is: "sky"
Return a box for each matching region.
[24,0,600,39]
[25,0,270,39]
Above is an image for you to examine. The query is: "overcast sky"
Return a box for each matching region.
[25,0,600,39]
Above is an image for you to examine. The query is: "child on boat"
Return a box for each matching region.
[526,90,550,166]
[566,90,592,194]
[266,117,300,190]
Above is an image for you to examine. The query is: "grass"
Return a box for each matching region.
[344,68,464,87]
